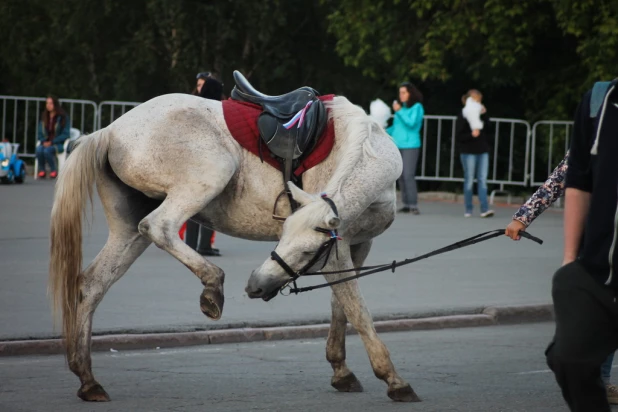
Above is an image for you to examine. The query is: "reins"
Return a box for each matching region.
[282,229,543,295]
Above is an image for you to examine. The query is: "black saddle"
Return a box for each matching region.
[230,70,329,214]
[230,70,327,162]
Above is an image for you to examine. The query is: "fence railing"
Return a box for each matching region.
[419,115,458,182]
[530,120,573,186]
[1,95,572,195]
[97,101,141,129]
[0,96,97,157]
[419,116,531,192]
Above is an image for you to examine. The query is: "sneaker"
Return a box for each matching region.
[49,171,58,179]
[410,207,420,215]
[398,207,411,213]
[37,171,46,178]
[464,213,472,218]
[480,210,495,218]
[607,384,618,404]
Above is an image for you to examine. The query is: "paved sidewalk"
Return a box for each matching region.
[0,323,568,412]
[0,180,563,340]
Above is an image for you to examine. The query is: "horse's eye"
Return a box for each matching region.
[302,251,316,256]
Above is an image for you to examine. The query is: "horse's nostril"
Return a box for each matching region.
[254,288,263,295]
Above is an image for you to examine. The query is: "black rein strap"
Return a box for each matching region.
[285,229,543,295]
[270,193,342,293]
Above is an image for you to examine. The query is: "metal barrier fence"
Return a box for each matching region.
[530,120,573,186]
[419,115,458,182]
[1,95,574,197]
[0,96,97,157]
[97,101,141,129]
[419,116,531,197]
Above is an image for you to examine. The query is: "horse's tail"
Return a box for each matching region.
[49,127,110,349]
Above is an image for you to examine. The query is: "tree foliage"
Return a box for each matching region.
[0,0,616,121]
[0,0,383,104]
[325,0,618,119]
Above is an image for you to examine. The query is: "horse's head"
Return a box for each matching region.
[246,182,341,301]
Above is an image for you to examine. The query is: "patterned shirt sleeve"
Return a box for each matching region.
[512,152,569,226]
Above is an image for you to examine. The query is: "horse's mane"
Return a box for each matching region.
[322,96,385,195]
[286,96,392,235]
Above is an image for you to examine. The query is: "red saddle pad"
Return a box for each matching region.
[222,95,335,177]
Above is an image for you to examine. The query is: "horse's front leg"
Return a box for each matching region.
[327,294,364,392]
[138,184,229,320]
[325,245,421,403]
[326,241,375,392]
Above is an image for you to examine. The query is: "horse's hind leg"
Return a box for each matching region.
[68,166,156,401]
[326,242,420,403]
[137,181,230,320]
[326,242,371,393]
[71,233,150,401]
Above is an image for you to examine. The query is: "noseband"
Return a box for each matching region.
[270,194,341,294]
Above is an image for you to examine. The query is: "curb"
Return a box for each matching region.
[0,304,553,357]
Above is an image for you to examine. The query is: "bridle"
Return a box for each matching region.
[266,190,545,298]
[269,193,341,294]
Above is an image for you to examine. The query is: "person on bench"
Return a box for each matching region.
[36,95,70,179]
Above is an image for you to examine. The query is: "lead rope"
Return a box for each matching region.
[284,229,543,295]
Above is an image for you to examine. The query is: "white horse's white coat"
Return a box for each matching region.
[48,93,420,402]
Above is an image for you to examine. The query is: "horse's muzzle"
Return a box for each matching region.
[245,276,285,301]
[263,287,280,301]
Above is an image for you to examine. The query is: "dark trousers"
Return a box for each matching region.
[546,261,618,411]
[185,220,214,253]
[398,148,419,207]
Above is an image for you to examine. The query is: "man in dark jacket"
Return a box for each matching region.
[185,73,224,257]
[546,78,618,412]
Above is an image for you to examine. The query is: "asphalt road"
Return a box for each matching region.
[0,179,564,340]
[0,322,581,412]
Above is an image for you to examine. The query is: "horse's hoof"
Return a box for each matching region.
[387,383,421,402]
[200,287,224,320]
[77,383,110,402]
[331,372,364,392]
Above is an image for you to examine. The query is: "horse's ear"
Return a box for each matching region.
[287,181,315,207]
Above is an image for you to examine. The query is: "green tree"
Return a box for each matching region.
[324,0,618,119]
[0,0,382,105]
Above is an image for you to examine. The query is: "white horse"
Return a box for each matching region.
[49,92,420,403]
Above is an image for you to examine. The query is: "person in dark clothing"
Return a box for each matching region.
[185,72,224,257]
[455,89,494,218]
[545,79,618,412]
[198,75,223,100]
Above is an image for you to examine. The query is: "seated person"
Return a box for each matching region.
[37,95,70,178]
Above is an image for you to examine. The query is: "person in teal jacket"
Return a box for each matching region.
[36,95,70,178]
[386,82,425,214]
